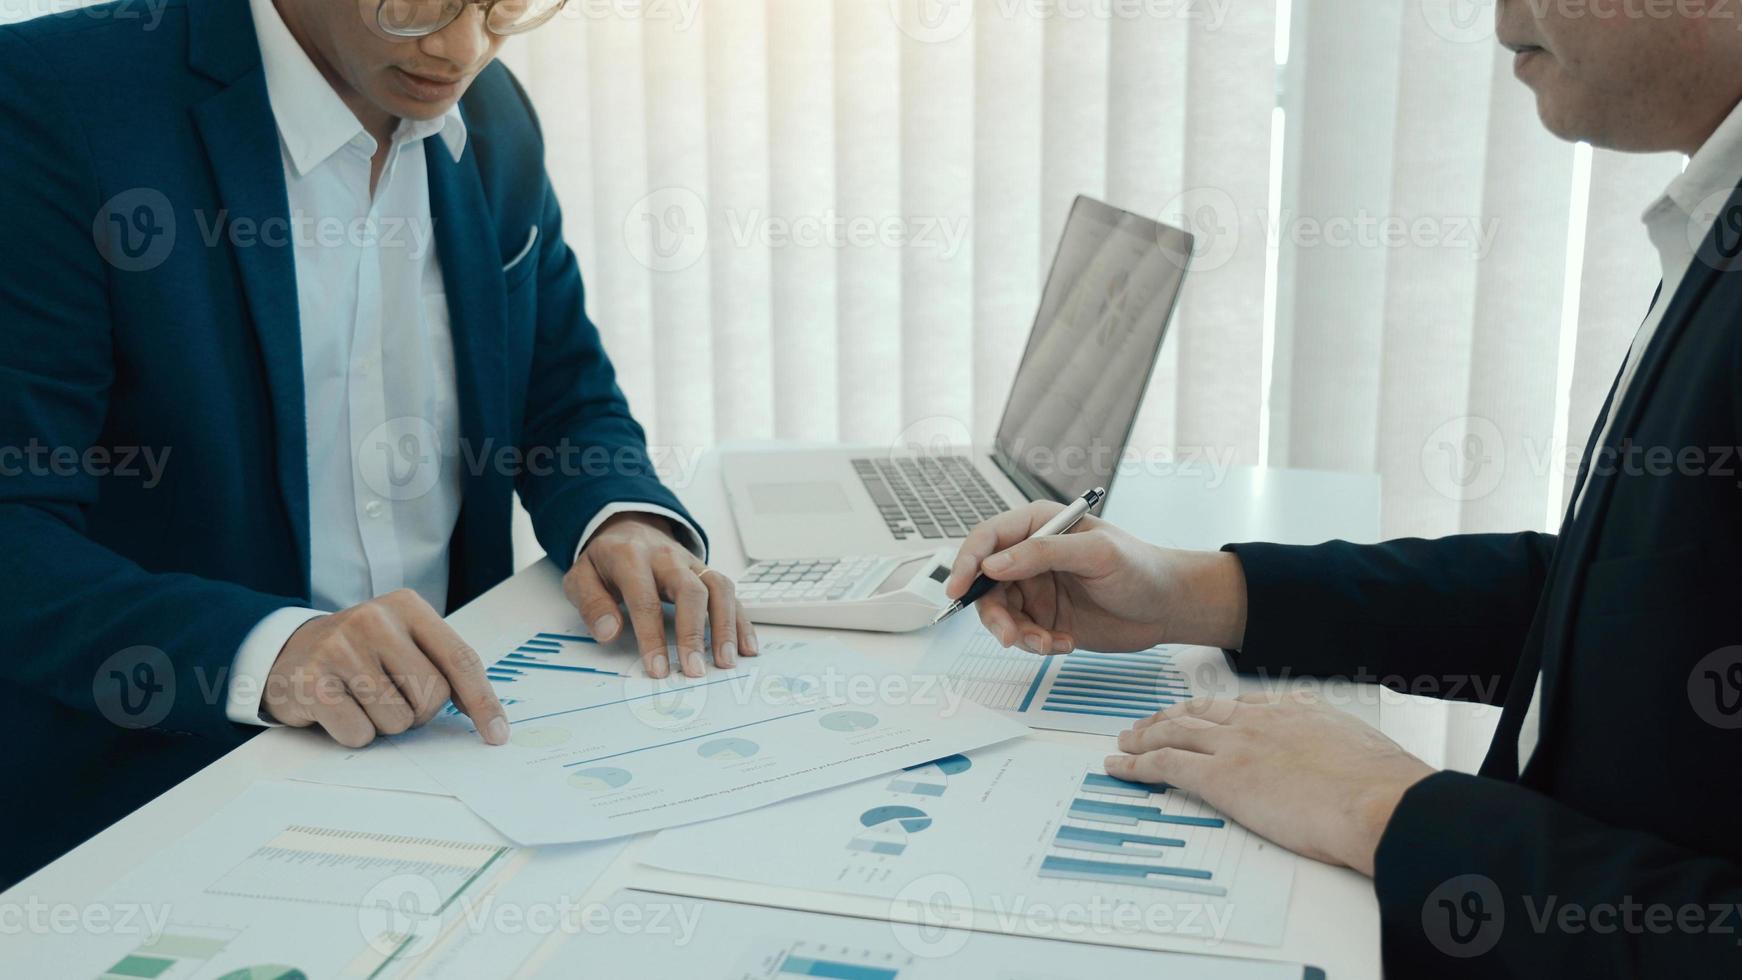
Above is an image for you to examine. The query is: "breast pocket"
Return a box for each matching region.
[501,225,541,292]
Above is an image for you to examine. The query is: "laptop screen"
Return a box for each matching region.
[994,197,1194,505]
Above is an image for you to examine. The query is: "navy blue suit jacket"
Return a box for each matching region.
[0,0,699,885]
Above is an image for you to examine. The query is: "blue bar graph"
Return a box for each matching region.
[1034,645,1191,720]
[1043,704,1152,720]
[1069,798,1226,828]
[1038,856,1227,897]
[778,955,899,980]
[1055,824,1186,853]
[1082,772,1166,798]
[487,632,622,682]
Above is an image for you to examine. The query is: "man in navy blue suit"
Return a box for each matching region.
[0,0,756,885]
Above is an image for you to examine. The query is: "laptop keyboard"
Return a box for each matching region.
[850,456,1010,542]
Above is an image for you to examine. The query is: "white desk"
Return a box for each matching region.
[0,454,1498,978]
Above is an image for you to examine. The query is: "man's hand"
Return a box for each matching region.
[945,502,1249,654]
[563,512,758,679]
[1106,693,1435,876]
[264,589,508,748]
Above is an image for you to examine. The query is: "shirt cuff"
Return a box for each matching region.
[574,503,708,564]
[226,607,328,726]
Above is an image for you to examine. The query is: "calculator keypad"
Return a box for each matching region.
[737,557,883,605]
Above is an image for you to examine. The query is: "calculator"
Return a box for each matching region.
[736,548,958,632]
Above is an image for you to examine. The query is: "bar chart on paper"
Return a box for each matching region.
[642,738,1297,946]
[484,632,622,686]
[919,619,1230,736]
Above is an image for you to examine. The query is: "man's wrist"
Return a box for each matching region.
[1162,548,1250,651]
[1345,768,1435,876]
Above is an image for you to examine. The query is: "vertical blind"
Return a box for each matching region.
[498,0,1684,551]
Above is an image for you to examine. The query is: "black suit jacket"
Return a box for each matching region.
[1228,203,1742,975]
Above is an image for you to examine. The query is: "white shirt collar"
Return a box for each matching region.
[248,0,465,177]
[1645,98,1742,234]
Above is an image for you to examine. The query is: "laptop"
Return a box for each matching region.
[721,195,1195,560]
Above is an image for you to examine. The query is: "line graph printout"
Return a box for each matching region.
[918,616,1236,736]
[644,738,1296,947]
[392,637,1027,845]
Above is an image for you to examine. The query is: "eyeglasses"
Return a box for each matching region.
[375,0,570,38]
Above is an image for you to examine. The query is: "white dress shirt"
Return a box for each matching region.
[225,0,700,725]
[1515,101,1742,770]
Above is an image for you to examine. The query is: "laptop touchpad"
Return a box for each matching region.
[748,482,854,515]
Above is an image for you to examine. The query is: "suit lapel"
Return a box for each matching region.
[1533,192,1742,746]
[189,0,311,594]
[425,139,509,498]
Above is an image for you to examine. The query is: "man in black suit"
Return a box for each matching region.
[947,1,1742,975]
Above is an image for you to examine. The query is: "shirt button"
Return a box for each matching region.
[365,500,385,519]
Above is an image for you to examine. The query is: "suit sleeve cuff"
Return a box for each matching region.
[574,503,708,564]
[226,607,327,726]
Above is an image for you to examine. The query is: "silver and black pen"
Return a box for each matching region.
[931,486,1107,627]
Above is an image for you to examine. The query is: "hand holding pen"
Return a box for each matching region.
[939,489,1245,655]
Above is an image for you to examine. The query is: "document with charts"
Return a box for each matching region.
[528,891,1325,979]
[643,737,1297,947]
[918,614,1238,736]
[35,781,624,980]
[390,633,1028,845]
